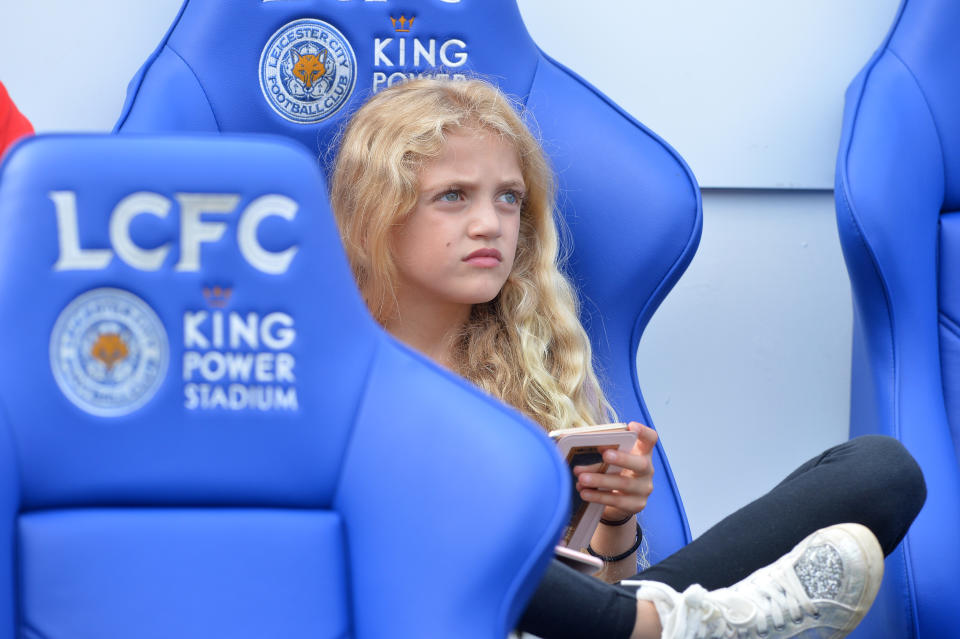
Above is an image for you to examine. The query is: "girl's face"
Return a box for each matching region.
[391,127,524,315]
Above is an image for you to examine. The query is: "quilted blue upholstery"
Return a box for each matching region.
[116,0,700,564]
[835,0,960,636]
[0,133,568,638]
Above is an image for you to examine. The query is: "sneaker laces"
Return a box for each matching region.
[662,584,736,639]
[662,573,819,639]
[730,561,820,634]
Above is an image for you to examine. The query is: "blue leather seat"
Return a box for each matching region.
[0,133,568,638]
[835,0,960,636]
[116,0,700,564]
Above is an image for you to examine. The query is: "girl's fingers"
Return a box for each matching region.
[602,450,652,476]
[572,461,605,476]
[578,488,648,511]
[578,472,652,494]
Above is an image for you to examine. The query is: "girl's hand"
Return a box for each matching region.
[573,421,657,521]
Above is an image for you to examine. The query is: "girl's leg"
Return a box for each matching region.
[632,434,926,591]
[518,559,640,639]
[516,435,925,639]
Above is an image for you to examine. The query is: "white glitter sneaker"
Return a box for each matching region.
[626,523,883,639]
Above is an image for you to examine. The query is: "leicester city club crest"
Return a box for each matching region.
[259,18,357,124]
[49,288,168,417]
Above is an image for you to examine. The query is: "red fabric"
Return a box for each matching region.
[0,81,34,159]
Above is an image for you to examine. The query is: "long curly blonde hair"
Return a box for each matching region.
[330,77,613,431]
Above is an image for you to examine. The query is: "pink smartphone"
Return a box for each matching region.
[554,544,603,575]
[551,424,638,551]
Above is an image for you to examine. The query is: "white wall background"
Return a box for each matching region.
[519,0,900,189]
[0,0,901,538]
[636,190,853,535]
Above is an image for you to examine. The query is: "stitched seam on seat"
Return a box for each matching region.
[887,49,948,207]
[836,182,897,412]
[939,311,960,340]
[899,536,919,639]
[17,621,47,639]
[165,43,223,132]
[836,52,901,439]
[875,0,911,59]
[520,53,542,108]
[329,335,382,503]
[322,333,379,639]
[0,396,24,512]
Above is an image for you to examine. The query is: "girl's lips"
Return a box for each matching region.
[464,248,502,260]
[464,248,502,268]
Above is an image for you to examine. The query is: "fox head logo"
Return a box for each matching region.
[289,48,328,90]
[91,333,129,370]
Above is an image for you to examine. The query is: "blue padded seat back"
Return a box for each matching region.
[0,134,370,638]
[117,0,701,563]
[835,0,960,636]
[0,134,371,510]
[0,134,369,638]
[0,134,569,639]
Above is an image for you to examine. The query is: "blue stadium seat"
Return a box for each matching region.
[0,133,568,638]
[116,0,700,564]
[835,0,960,636]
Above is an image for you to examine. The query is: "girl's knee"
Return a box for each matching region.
[850,435,927,508]
[845,435,926,554]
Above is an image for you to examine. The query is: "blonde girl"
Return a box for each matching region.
[330,77,921,639]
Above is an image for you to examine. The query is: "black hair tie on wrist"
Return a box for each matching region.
[600,513,635,527]
[587,522,643,563]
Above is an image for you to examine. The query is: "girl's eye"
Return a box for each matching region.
[498,191,523,206]
[439,190,462,202]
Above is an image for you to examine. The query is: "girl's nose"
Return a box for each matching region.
[467,201,502,238]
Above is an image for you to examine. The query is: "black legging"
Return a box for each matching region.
[517,435,927,639]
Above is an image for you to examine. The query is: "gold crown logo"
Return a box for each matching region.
[202,286,233,309]
[390,15,415,32]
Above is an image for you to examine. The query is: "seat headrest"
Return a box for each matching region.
[0,134,377,509]
[117,0,539,155]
